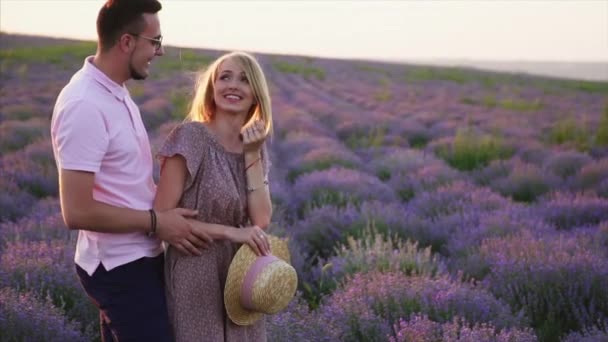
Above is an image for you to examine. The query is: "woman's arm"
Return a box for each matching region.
[155,155,270,255]
[154,155,216,253]
[244,150,272,229]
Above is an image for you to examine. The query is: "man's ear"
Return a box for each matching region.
[118,33,135,53]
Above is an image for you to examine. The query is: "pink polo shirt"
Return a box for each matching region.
[51,56,161,276]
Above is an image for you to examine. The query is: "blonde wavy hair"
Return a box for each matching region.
[186,51,273,136]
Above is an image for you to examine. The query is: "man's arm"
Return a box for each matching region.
[60,168,208,255]
[60,169,151,233]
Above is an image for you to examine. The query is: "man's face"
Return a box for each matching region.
[128,13,164,80]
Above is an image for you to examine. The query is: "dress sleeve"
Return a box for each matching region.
[157,122,205,191]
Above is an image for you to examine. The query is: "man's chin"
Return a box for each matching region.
[130,67,149,81]
[131,72,148,81]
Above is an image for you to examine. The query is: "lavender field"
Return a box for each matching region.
[1,33,608,342]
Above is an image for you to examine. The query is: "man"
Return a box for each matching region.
[50,0,211,340]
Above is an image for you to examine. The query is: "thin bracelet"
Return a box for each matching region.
[245,157,261,172]
[148,209,157,236]
[247,179,269,193]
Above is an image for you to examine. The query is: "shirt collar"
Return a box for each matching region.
[82,56,129,101]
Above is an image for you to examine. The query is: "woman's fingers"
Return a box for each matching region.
[255,229,270,256]
[242,120,266,145]
[247,239,262,256]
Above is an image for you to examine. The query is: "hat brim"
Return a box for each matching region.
[224,235,292,326]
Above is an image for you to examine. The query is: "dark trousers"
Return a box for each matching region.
[76,255,172,342]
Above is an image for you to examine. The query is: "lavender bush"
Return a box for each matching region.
[389,314,538,342]
[479,230,608,341]
[571,157,608,192]
[320,272,527,341]
[539,191,608,230]
[490,161,561,202]
[0,240,98,337]
[0,177,36,222]
[303,226,446,305]
[562,326,608,342]
[0,287,86,342]
[290,167,396,217]
[266,292,334,342]
[542,150,592,179]
[0,118,49,153]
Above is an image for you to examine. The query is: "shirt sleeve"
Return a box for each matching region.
[52,99,109,173]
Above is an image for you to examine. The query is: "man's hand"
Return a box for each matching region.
[155,208,212,256]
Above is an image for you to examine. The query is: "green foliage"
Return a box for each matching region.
[461,95,543,111]
[343,126,386,149]
[356,64,390,76]
[407,133,430,148]
[548,117,590,151]
[406,66,469,84]
[336,226,444,278]
[564,79,608,94]
[594,106,608,146]
[374,78,393,102]
[305,189,357,214]
[272,60,325,80]
[0,42,96,65]
[169,90,190,120]
[156,49,213,73]
[435,128,513,171]
[500,98,543,111]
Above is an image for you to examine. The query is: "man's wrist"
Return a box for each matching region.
[147,209,157,237]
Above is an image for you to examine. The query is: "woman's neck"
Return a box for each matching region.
[207,111,247,152]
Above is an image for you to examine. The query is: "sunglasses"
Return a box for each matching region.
[130,33,163,52]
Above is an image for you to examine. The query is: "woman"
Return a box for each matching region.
[154,51,273,341]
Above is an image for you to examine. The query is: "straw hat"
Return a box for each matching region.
[224,235,297,326]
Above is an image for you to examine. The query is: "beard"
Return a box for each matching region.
[128,57,147,81]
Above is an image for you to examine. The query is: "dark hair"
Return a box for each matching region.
[96,0,162,51]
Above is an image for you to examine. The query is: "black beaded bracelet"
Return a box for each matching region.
[148,209,157,236]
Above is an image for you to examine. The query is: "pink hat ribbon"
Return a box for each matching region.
[240,255,280,310]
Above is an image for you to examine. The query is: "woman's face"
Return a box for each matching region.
[213,58,255,116]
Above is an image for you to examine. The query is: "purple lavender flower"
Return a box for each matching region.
[0,240,98,336]
[490,161,561,202]
[389,314,538,342]
[0,139,58,198]
[286,145,362,183]
[320,272,527,341]
[266,292,334,342]
[0,177,36,222]
[562,326,608,342]
[407,181,509,221]
[0,118,49,153]
[0,287,86,342]
[542,150,593,179]
[539,192,608,230]
[571,157,608,192]
[291,167,397,217]
[479,229,608,341]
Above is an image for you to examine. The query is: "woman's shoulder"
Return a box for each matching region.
[172,121,213,141]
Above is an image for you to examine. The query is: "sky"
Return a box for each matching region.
[1,0,607,64]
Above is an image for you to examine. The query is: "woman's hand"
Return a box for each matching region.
[241,120,267,154]
[229,225,270,256]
